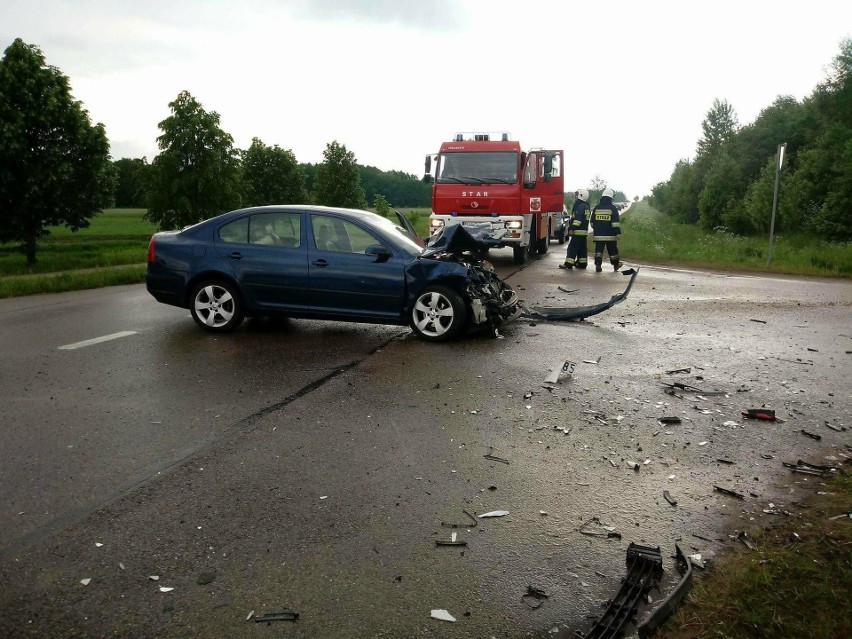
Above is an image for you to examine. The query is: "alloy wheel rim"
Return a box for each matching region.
[194,285,234,327]
[414,292,454,337]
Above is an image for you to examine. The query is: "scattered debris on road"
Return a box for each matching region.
[436,532,467,547]
[441,510,478,529]
[483,446,510,464]
[801,429,822,441]
[430,609,456,622]
[79,578,91,586]
[749,318,767,324]
[254,610,299,623]
[742,408,777,421]
[738,531,757,551]
[665,367,691,375]
[522,585,550,609]
[478,510,509,518]
[714,485,746,500]
[578,516,622,539]
[663,491,677,507]
[659,416,682,424]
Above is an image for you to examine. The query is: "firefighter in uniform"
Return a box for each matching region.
[559,188,590,269]
[590,187,622,271]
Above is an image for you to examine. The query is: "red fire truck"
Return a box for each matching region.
[424,132,564,265]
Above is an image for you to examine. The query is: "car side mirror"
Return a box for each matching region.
[365,244,393,262]
[422,174,434,184]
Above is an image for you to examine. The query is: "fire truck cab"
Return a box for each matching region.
[424,132,564,265]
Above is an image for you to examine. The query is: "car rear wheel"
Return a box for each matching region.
[557,225,566,244]
[190,280,244,332]
[410,286,467,341]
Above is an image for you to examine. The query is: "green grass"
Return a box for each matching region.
[618,201,852,277]
[658,474,852,639]
[0,208,154,278]
[0,265,146,298]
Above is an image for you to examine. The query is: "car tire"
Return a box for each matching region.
[410,286,467,342]
[557,226,566,244]
[189,280,244,332]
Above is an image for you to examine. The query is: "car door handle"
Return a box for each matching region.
[228,251,243,260]
[311,259,329,268]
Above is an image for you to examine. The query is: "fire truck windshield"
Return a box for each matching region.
[436,151,518,185]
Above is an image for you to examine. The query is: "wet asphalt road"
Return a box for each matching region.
[0,248,850,638]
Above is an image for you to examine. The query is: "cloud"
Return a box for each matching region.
[292,0,467,30]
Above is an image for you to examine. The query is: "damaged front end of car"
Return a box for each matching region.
[414,224,522,336]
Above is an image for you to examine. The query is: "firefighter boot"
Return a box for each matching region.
[612,257,622,271]
[559,261,573,269]
[594,255,603,272]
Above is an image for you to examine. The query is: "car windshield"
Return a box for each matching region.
[436,151,518,184]
[360,211,425,255]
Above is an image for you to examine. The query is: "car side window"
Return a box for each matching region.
[249,212,301,247]
[311,216,382,254]
[218,217,249,243]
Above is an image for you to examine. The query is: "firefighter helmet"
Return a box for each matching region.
[602,187,614,198]
[577,188,589,202]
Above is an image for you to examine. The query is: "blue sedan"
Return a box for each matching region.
[145,205,520,341]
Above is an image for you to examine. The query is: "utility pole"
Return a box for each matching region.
[767,143,786,267]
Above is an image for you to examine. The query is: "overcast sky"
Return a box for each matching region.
[2,0,850,198]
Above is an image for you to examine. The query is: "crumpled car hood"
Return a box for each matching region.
[421,223,503,258]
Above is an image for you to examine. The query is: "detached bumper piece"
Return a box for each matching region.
[524,268,639,323]
[636,545,693,638]
[575,543,663,639]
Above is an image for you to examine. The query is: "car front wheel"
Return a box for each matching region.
[410,286,467,341]
[190,280,244,332]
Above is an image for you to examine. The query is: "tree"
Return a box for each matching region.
[697,98,739,160]
[313,140,367,209]
[241,138,307,206]
[373,193,391,216]
[698,151,742,229]
[113,157,150,208]
[0,39,113,265]
[146,91,241,230]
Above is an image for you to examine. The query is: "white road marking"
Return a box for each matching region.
[58,331,138,350]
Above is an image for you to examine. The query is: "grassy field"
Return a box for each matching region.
[658,473,851,639]
[618,200,852,277]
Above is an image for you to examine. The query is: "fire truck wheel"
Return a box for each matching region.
[556,226,566,244]
[513,246,528,265]
[410,286,467,341]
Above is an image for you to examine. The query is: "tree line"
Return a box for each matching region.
[0,38,429,264]
[650,39,851,241]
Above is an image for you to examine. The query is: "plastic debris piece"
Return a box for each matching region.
[742,408,776,421]
[801,429,822,441]
[119,563,125,570]
[749,318,767,324]
[717,458,734,465]
[665,367,691,374]
[723,420,739,427]
[687,553,705,569]
[431,609,456,622]
[626,460,640,471]
[522,585,550,609]
[80,578,91,586]
[159,587,174,593]
[246,610,254,621]
[319,495,328,500]
[714,485,745,499]
[637,545,693,638]
[254,610,299,622]
[484,446,510,464]
[663,490,677,507]
[95,542,103,547]
[583,356,601,364]
[828,512,852,521]
[738,531,756,551]
[577,516,622,539]
[441,509,478,528]
[149,575,160,581]
[659,416,681,424]
[478,510,509,518]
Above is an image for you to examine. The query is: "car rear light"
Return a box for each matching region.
[147,237,155,263]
